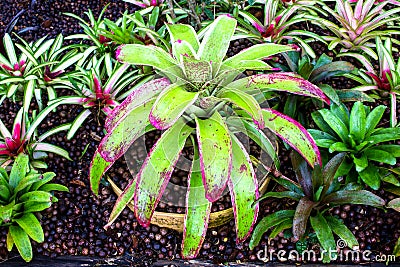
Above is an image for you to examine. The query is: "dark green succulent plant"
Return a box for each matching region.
[0,154,68,262]
[250,152,385,263]
[309,101,400,190]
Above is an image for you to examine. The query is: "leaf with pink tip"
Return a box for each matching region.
[195,112,232,202]
[182,143,212,259]
[99,98,156,162]
[228,134,259,242]
[105,78,170,132]
[262,109,321,167]
[228,73,330,104]
[134,119,193,227]
[149,84,199,130]
[217,88,264,128]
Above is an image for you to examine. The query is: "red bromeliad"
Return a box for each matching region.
[0,123,26,157]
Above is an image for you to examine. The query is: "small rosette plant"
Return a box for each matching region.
[0,104,72,168]
[250,152,385,263]
[309,101,400,190]
[308,0,400,59]
[90,16,330,258]
[0,154,68,262]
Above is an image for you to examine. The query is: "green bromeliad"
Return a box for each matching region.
[89,15,330,258]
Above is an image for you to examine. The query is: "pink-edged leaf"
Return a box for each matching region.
[228,73,330,104]
[228,134,259,242]
[182,144,212,259]
[134,120,193,227]
[105,78,170,132]
[99,98,156,162]
[262,108,321,167]
[89,149,112,195]
[149,84,199,130]
[104,178,136,229]
[195,112,232,202]
[217,88,264,128]
[34,142,72,160]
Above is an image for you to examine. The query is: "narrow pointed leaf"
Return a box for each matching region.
[326,215,359,249]
[229,73,330,104]
[9,226,32,262]
[359,165,381,190]
[15,213,44,243]
[196,112,232,202]
[228,135,259,242]
[262,109,321,166]
[310,213,336,255]
[249,210,295,250]
[150,84,199,130]
[9,154,29,189]
[365,105,386,138]
[34,143,71,161]
[134,120,192,227]
[198,15,236,75]
[322,190,385,207]
[182,145,212,259]
[293,197,315,240]
[318,109,349,143]
[388,198,400,212]
[349,102,366,141]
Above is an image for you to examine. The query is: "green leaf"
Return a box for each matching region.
[365,105,386,138]
[329,142,352,153]
[394,237,400,256]
[388,198,400,212]
[349,102,366,141]
[325,215,358,249]
[322,190,385,207]
[198,15,236,75]
[30,172,56,191]
[293,197,316,240]
[182,144,211,259]
[375,145,400,157]
[318,109,349,143]
[228,135,258,242]
[337,89,374,103]
[133,120,192,227]
[38,184,69,192]
[311,111,335,136]
[218,88,263,128]
[14,213,44,243]
[291,152,313,198]
[249,210,295,250]
[9,225,33,262]
[9,154,29,189]
[365,149,397,165]
[195,112,232,202]
[352,153,368,172]
[269,219,293,239]
[19,191,53,203]
[14,174,43,193]
[263,109,321,167]
[310,213,336,260]
[359,164,381,190]
[23,202,52,213]
[150,84,199,130]
[89,150,111,195]
[6,230,14,251]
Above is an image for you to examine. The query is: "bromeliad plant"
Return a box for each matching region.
[237,0,326,57]
[309,101,400,190]
[308,0,400,60]
[344,37,400,127]
[0,33,83,111]
[90,16,330,258]
[0,154,68,262]
[249,152,386,263]
[0,105,72,169]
